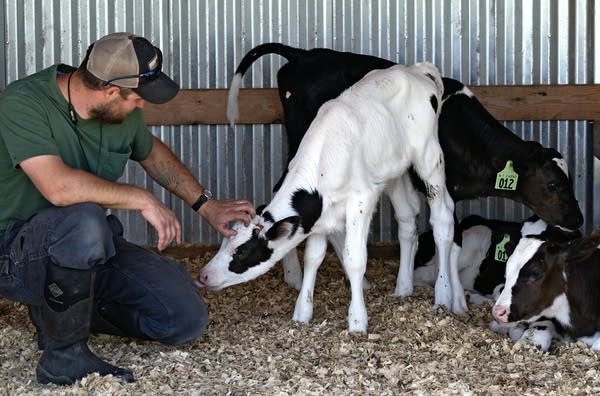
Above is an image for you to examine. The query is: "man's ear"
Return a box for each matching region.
[103,85,121,99]
[265,216,301,241]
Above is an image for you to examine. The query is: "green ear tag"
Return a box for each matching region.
[495,160,519,190]
[494,233,511,262]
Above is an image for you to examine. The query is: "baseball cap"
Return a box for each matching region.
[86,32,179,104]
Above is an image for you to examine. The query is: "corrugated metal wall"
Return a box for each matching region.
[1,0,597,246]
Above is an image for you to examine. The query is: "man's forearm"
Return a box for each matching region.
[140,137,204,207]
[20,154,157,211]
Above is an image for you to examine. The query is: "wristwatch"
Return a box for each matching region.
[191,189,213,211]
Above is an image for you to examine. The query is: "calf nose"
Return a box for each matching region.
[197,272,208,287]
[492,305,509,324]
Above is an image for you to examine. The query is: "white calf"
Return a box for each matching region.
[199,63,457,332]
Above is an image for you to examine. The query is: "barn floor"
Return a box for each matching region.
[1,244,599,395]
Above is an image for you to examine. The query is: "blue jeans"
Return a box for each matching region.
[0,203,207,346]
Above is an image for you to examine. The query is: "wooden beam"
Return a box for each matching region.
[471,84,600,121]
[143,89,283,126]
[143,84,600,126]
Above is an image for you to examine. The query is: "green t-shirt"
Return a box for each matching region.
[0,64,154,233]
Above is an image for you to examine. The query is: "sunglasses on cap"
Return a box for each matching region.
[102,56,162,87]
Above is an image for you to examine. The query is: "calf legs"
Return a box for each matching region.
[342,192,379,333]
[386,175,421,297]
[281,249,303,290]
[292,234,328,323]
[413,141,466,314]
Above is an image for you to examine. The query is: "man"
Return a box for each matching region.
[0,32,255,385]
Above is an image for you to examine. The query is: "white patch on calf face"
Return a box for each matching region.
[523,293,571,329]
[552,157,569,178]
[493,237,544,313]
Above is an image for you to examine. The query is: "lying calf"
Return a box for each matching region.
[492,225,600,350]
[199,63,454,333]
[415,215,580,300]
[413,215,523,304]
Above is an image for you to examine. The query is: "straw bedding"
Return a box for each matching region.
[0,244,599,395]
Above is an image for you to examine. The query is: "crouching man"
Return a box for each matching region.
[0,32,255,385]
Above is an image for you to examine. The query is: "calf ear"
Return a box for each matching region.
[265,216,301,241]
[564,228,600,264]
[542,242,563,268]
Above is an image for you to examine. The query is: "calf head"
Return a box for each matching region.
[493,229,600,327]
[198,215,304,291]
[198,189,324,291]
[510,144,582,230]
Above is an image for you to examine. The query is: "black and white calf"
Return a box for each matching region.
[200,63,454,332]
[492,225,600,350]
[228,43,582,230]
[415,215,581,305]
[227,43,583,312]
[413,215,523,304]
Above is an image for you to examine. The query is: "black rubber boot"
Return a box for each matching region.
[90,305,128,337]
[35,264,134,385]
[91,303,152,341]
[30,303,138,349]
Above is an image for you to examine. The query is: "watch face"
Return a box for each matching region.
[204,190,213,199]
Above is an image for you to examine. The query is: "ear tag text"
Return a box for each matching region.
[494,233,511,262]
[495,160,519,190]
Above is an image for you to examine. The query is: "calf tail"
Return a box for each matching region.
[227,43,307,126]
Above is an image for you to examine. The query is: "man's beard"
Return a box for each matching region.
[88,102,128,124]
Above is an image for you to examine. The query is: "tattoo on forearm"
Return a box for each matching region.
[153,161,183,194]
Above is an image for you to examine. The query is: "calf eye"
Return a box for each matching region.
[527,271,543,283]
[547,182,560,192]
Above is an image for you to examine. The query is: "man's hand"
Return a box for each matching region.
[198,199,256,237]
[140,200,182,251]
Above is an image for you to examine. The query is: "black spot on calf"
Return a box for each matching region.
[229,233,273,274]
[262,210,275,223]
[429,95,438,113]
[291,189,323,233]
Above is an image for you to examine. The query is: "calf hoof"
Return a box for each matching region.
[284,275,303,291]
[393,282,414,297]
[451,295,468,314]
[348,321,368,334]
[520,328,552,351]
[292,302,313,324]
[488,320,510,335]
[434,289,453,310]
[347,306,368,333]
[508,324,528,341]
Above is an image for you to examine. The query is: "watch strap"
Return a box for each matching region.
[192,193,211,211]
